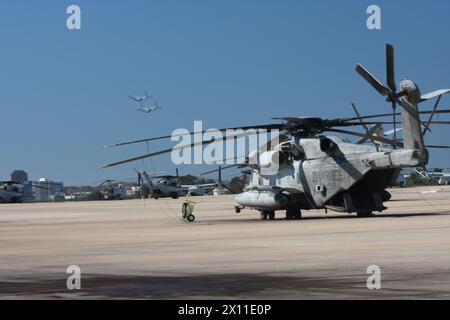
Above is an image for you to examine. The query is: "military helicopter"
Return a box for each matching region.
[0,181,49,203]
[0,182,24,203]
[102,44,450,220]
[95,179,127,200]
[129,92,152,104]
[200,165,246,196]
[137,168,231,199]
[139,169,188,199]
[137,101,162,114]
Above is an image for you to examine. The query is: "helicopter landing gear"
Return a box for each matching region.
[357,211,374,218]
[286,208,301,220]
[234,205,243,214]
[260,210,275,220]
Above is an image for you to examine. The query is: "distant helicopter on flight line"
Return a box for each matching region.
[103,44,450,220]
[0,180,50,203]
[136,168,234,199]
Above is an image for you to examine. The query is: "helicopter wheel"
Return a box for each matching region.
[187,214,195,222]
[260,210,275,220]
[357,211,374,218]
[286,208,301,220]
[260,211,268,220]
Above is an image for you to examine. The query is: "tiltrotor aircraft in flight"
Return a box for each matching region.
[129,92,152,105]
[137,101,162,114]
[103,44,450,220]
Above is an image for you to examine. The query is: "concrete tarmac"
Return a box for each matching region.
[1,186,450,299]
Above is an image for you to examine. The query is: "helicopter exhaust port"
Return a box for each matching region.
[319,137,337,154]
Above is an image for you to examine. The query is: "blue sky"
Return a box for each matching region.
[0,0,449,185]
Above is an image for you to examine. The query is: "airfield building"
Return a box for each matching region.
[10,170,34,201]
[33,178,64,202]
[11,170,28,183]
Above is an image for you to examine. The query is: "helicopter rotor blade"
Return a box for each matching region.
[355,123,382,144]
[353,120,450,125]
[386,44,398,145]
[101,129,263,168]
[103,124,283,148]
[343,109,450,122]
[200,164,241,176]
[386,44,396,93]
[351,102,373,145]
[326,128,403,147]
[426,145,450,149]
[219,183,236,194]
[356,64,391,97]
[423,121,450,125]
[420,89,450,102]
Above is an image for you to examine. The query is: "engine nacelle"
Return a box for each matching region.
[259,151,286,168]
[319,137,337,154]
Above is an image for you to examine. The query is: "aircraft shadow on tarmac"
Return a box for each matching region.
[1,271,448,299]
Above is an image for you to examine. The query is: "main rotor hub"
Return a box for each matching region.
[283,117,325,134]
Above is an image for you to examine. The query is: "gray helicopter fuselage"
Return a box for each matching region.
[131,96,148,102]
[235,71,431,216]
[149,178,188,199]
[139,107,158,113]
[0,184,23,203]
[235,135,423,213]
